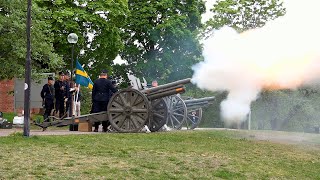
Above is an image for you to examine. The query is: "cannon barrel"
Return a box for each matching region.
[147,87,186,100]
[147,84,183,96]
[142,78,191,94]
[185,102,211,109]
[184,97,215,105]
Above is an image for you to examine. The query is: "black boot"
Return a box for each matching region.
[94,124,99,132]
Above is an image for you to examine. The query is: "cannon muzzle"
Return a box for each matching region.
[142,78,191,94]
[184,96,215,108]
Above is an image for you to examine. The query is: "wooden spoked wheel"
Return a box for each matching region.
[165,95,187,130]
[148,98,168,132]
[186,108,203,130]
[107,89,150,132]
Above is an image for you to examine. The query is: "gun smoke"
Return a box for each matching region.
[192,0,320,124]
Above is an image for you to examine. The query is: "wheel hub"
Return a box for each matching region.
[124,106,132,116]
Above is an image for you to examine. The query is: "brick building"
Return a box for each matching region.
[0,78,46,114]
[0,80,14,112]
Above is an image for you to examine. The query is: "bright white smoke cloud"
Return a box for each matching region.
[192,0,320,123]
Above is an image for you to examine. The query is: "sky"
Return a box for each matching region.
[202,0,217,23]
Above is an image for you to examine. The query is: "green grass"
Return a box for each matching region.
[2,112,16,122]
[0,130,319,179]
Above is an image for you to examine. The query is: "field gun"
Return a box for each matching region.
[35,78,192,133]
[128,77,191,132]
[164,95,215,130]
[184,96,215,129]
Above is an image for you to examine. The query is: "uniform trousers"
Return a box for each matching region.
[92,100,110,131]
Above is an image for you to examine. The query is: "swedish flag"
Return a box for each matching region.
[75,60,94,89]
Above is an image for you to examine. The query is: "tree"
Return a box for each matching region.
[0,0,64,79]
[120,0,206,83]
[204,0,286,35]
[36,0,128,78]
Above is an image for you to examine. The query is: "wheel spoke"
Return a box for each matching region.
[134,112,146,120]
[132,114,147,125]
[112,99,124,107]
[109,108,124,113]
[172,115,182,124]
[169,116,175,128]
[154,113,164,119]
[132,108,148,113]
[123,118,130,129]
[172,106,185,111]
[130,92,138,106]
[172,112,185,117]
[152,119,159,126]
[133,98,144,106]
[111,112,122,120]
[116,116,126,129]
[130,118,139,129]
[119,92,127,106]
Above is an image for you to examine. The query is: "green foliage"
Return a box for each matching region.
[2,112,16,123]
[0,0,64,79]
[204,0,286,35]
[251,87,320,132]
[36,0,128,78]
[79,87,92,114]
[120,0,206,83]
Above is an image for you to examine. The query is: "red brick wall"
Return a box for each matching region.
[0,80,14,112]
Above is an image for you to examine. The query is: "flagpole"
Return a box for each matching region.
[74,84,80,116]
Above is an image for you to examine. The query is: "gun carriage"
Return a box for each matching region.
[163,96,215,130]
[35,78,191,133]
[184,96,215,129]
[127,75,215,131]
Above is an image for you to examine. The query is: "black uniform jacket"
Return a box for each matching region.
[92,78,118,102]
[54,80,67,100]
[41,84,54,101]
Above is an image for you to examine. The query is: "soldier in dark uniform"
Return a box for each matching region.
[41,76,55,121]
[64,72,71,116]
[54,72,67,118]
[92,70,118,132]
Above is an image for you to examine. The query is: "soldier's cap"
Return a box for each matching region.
[100,69,108,75]
[58,71,64,76]
[65,71,70,76]
[48,76,54,81]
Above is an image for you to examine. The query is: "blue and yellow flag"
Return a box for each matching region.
[75,60,94,89]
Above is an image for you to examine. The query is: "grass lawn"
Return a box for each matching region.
[0,130,319,179]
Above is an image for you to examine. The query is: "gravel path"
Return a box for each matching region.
[0,127,104,137]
